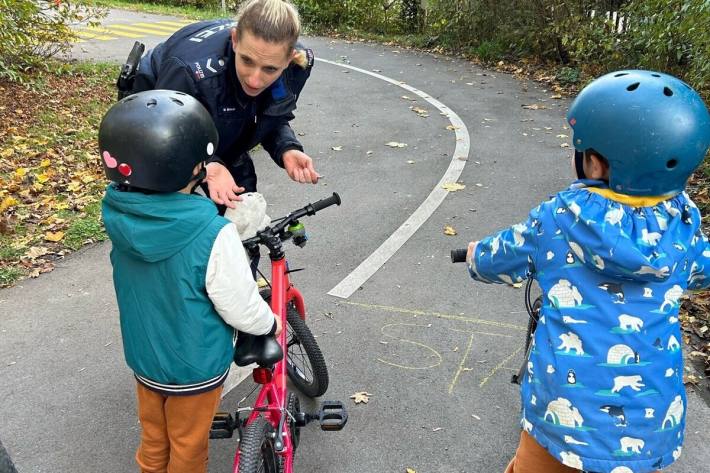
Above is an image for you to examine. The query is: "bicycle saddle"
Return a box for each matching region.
[233,332,284,367]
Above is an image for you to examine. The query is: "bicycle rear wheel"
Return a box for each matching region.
[237,417,280,473]
[286,304,329,397]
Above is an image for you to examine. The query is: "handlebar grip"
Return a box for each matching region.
[309,193,341,214]
[451,248,468,263]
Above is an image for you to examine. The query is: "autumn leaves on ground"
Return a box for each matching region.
[0,63,114,287]
[0,56,708,389]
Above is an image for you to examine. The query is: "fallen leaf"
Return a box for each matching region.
[560,143,570,148]
[411,106,429,118]
[256,277,269,288]
[432,427,442,432]
[443,225,457,236]
[331,146,343,151]
[25,246,49,260]
[350,391,372,404]
[442,182,466,192]
[549,94,563,99]
[1,148,14,158]
[556,134,568,138]
[45,231,65,242]
[0,196,18,212]
[522,104,546,110]
[406,160,415,164]
[385,142,407,148]
[446,125,460,131]
[406,469,417,473]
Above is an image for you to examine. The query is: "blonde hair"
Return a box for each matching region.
[236,0,308,68]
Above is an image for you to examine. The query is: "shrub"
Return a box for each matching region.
[0,1,105,82]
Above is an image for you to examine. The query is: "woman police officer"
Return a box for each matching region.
[127,0,318,209]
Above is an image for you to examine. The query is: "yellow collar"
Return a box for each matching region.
[586,187,674,207]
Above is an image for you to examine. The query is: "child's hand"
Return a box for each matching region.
[467,241,478,265]
[273,313,283,337]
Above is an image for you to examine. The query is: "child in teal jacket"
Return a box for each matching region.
[466,71,710,473]
[100,90,280,472]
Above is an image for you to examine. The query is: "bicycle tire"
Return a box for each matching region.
[0,439,18,473]
[238,417,280,473]
[286,304,329,397]
[286,391,301,451]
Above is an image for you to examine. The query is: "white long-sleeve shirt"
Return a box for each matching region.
[206,222,275,335]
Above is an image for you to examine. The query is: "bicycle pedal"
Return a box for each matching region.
[210,412,235,439]
[318,401,348,432]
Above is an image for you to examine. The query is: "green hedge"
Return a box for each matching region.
[0,1,105,81]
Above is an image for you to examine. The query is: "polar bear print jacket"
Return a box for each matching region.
[468,180,710,473]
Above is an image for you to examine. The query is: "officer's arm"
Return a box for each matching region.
[261,118,302,168]
[153,57,200,97]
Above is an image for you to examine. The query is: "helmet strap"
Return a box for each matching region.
[189,165,208,194]
[574,150,586,179]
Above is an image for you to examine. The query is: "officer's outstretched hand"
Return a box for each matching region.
[206,162,244,209]
[283,150,320,184]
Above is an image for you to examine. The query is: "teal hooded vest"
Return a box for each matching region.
[102,185,233,389]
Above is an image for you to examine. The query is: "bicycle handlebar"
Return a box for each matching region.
[309,192,341,214]
[242,193,341,248]
[451,248,468,263]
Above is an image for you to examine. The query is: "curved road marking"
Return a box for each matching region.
[317,58,471,299]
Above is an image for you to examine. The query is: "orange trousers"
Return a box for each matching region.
[135,383,222,473]
[505,431,660,473]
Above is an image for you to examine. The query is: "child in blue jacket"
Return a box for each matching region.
[466,70,710,473]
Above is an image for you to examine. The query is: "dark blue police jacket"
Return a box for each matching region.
[131,19,314,191]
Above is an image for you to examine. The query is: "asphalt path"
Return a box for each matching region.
[2,9,709,473]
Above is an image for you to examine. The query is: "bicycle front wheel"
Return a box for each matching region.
[237,417,280,473]
[286,304,329,397]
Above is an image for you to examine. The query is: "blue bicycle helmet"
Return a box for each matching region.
[567,70,710,196]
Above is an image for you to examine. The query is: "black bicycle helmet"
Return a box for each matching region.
[99,89,218,192]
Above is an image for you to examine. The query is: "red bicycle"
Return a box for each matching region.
[210,193,348,473]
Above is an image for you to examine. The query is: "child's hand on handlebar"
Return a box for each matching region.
[467,241,478,266]
[273,313,283,337]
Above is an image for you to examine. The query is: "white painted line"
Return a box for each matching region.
[319,58,471,299]
[223,58,470,395]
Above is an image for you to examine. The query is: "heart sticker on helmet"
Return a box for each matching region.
[118,163,133,177]
[103,151,118,168]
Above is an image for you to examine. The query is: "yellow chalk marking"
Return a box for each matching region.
[448,333,475,394]
[377,323,442,370]
[343,301,526,331]
[479,345,523,387]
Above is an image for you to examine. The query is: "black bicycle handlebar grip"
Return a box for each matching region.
[311,193,341,213]
[451,248,468,263]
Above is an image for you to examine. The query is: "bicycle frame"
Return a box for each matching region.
[232,248,306,473]
[229,193,342,473]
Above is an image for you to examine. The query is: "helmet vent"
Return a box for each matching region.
[170,98,184,106]
[626,82,640,91]
[666,159,678,169]
[146,98,158,108]
[614,72,629,77]
[663,87,674,97]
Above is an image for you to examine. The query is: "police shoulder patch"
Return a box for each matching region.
[189,54,227,81]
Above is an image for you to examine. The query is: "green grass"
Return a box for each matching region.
[92,0,226,20]
[63,202,107,251]
[0,267,25,287]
